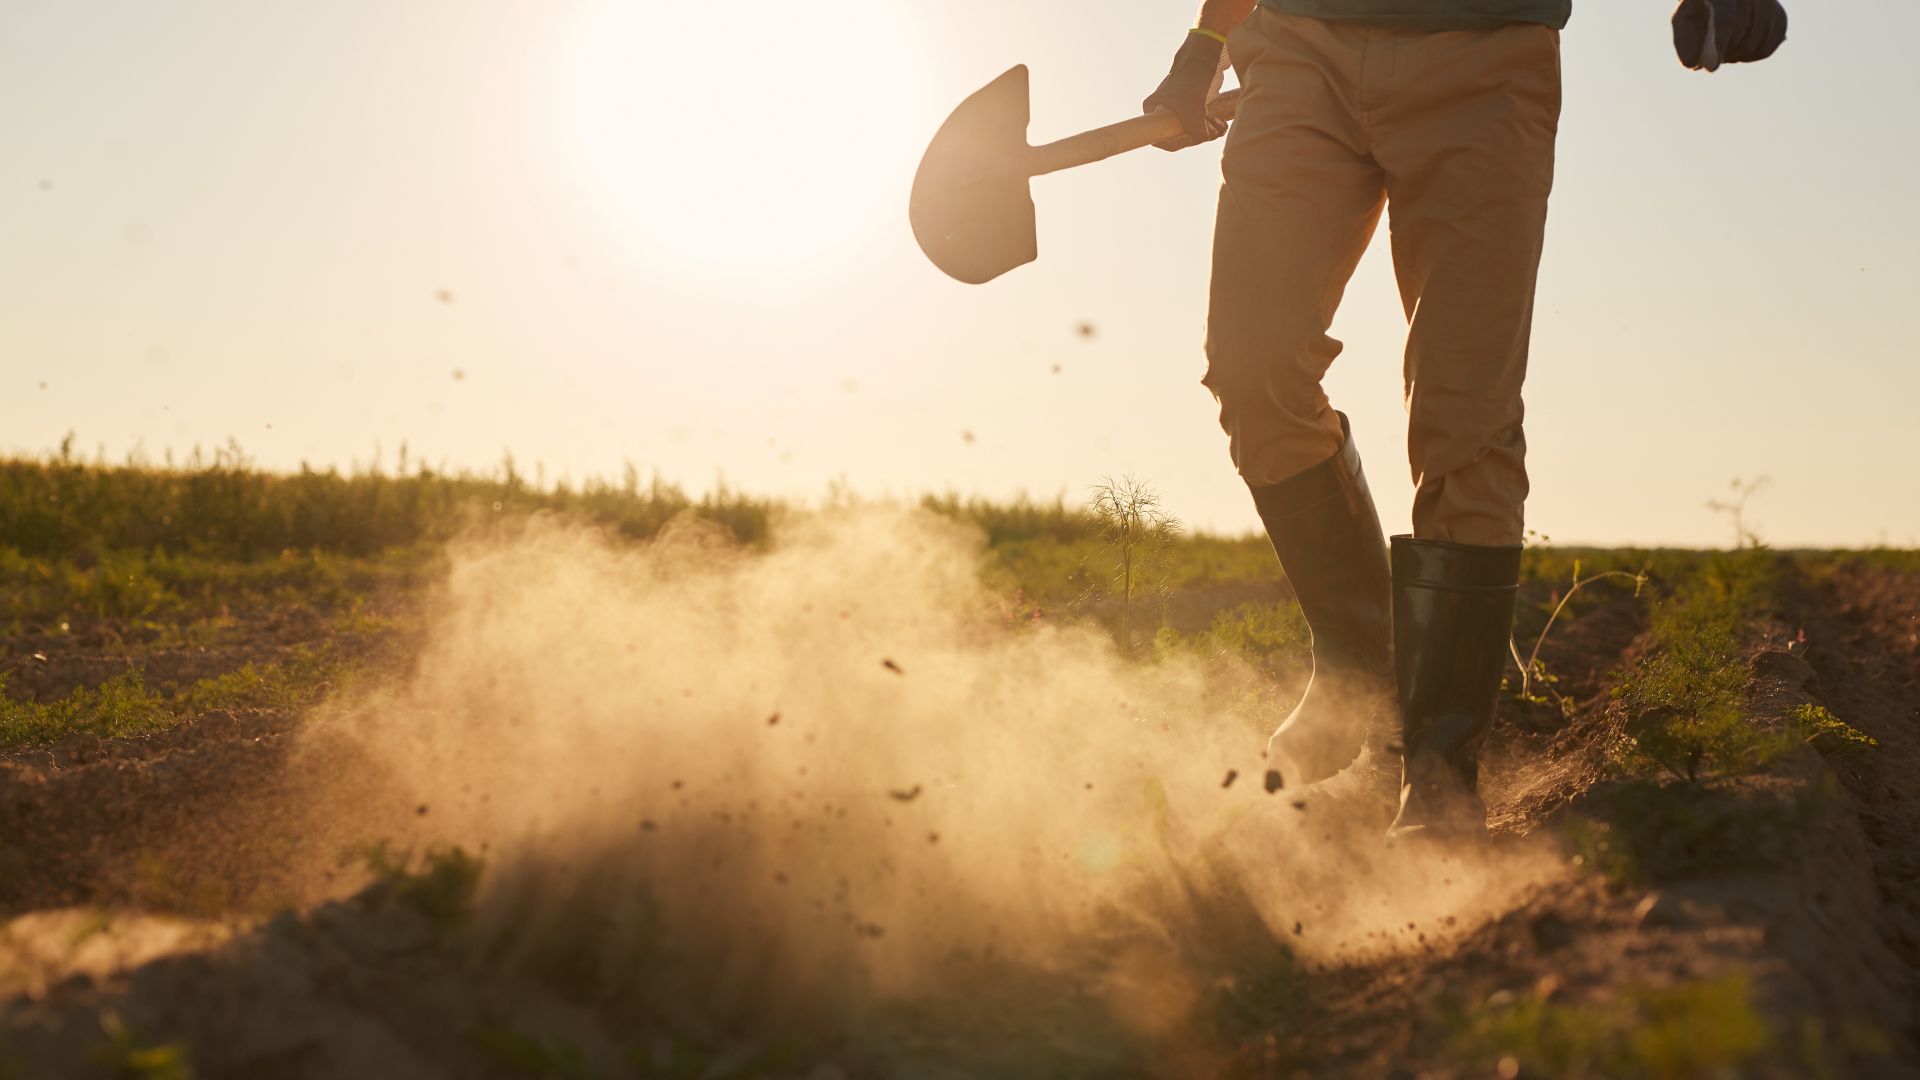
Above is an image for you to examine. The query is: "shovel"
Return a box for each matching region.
[910,65,1241,285]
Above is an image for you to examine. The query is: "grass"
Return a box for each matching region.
[177,646,358,713]
[1610,548,1780,783]
[981,532,1276,611]
[4,451,1847,757]
[0,449,1278,623]
[0,542,437,627]
[0,449,1902,895]
[1447,975,1769,1079]
[1157,601,1311,667]
[1,439,773,561]
[358,843,485,931]
[918,492,1099,546]
[0,672,174,747]
[0,642,359,749]
[1840,547,1920,574]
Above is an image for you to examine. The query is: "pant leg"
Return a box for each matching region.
[1205,11,1388,488]
[1370,24,1562,545]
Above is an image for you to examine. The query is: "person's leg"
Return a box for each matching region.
[1378,23,1562,547]
[1369,23,1562,837]
[1206,11,1397,789]
[1206,11,1384,489]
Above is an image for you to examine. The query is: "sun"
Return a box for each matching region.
[557,2,931,281]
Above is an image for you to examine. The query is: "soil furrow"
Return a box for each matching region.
[1785,558,1920,1047]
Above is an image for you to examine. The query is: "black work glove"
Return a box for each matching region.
[1673,0,1788,71]
[1142,32,1230,151]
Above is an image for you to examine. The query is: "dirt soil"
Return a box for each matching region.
[1785,561,1920,1029]
[3,557,1918,1077]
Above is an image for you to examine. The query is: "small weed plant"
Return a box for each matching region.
[1612,549,1778,784]
[1707,476,1771,550]
[1509,554,1648,710]
[1792,703,1878,757]
[1087,476,1182,652]
[1562,547,1844,884]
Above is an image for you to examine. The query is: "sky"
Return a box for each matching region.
[2,1,1916,547]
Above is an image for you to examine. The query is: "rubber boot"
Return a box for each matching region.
[1249,413,1397,789]
[1384,536,1523,842]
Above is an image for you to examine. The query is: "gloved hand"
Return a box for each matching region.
[1142,32,1230,151]
[1673,0,1788,71]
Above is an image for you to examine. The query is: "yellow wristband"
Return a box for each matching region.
[1189,26,1228,46]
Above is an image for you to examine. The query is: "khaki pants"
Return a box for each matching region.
[1204,9,1562,546]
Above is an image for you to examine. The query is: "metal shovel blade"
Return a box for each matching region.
[909,65,1037,285]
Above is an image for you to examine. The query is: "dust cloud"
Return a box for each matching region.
[300,506,1560,1065]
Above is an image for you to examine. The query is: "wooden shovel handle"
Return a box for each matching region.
[1026,88,1242,178]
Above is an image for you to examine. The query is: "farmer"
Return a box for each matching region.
[1144,1,1787,838]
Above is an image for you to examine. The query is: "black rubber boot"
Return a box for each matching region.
[1384,536,1523,841]
[1249,414,1397,789]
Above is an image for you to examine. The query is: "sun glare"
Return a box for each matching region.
[558,2,930,280]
